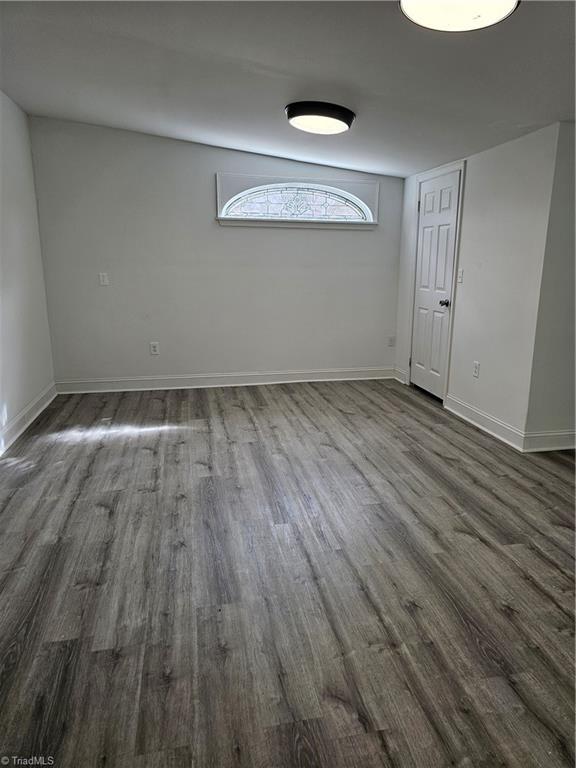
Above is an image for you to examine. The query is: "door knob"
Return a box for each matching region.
[439,299,451,307]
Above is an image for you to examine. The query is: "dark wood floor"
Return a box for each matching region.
[0,380,573,767]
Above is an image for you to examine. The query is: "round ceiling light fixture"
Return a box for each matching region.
[285,102,355,135]
[399,0,520,32]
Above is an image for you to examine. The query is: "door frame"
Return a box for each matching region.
[407,159,467,402]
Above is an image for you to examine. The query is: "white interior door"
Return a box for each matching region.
[410,170,460,399]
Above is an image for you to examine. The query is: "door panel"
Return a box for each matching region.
[414,307,429,370]
[419,226,433,288]
[410,170,460,399]
[439,185,452,211]
[430,310,445,375]
[436,225,450,289]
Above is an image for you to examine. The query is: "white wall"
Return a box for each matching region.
[446,125,558,436]
[525,122,575,443]
[395,124,572,450]
[30,118,403,390]
[0,92,54,452]
[395,174,419,383]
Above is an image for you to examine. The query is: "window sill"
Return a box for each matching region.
[216,217,377,230]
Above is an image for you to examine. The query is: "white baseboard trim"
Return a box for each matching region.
[56,367,395,394]
[522,429,576,453]
[394,368,409,385]
[444,394,527,452]
[0,382,58,455]
[444,394,575,453]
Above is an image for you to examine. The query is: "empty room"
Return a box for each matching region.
[0,1,574,766]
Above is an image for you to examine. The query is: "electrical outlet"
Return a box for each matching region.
[472,361,480,378]
[149,341,160,356]
[98,272,110,286]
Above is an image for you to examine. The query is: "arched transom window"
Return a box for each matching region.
[221,182,373,223]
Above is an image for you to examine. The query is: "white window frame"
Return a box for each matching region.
[216,173,379,229]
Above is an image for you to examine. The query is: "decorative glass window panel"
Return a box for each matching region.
[221,182,374,223]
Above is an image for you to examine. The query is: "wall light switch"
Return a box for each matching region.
[457,268,464,284]
[387,335,396,348]
[98,272,110,286]
[472,361,480,378]
[149,341,160,356]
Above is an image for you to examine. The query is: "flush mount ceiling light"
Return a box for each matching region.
[285,102,355,135]
[399,0,519,32]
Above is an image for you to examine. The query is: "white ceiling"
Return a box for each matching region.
[0,1,573,176]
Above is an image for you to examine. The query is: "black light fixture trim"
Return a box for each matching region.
[285,101,356,129]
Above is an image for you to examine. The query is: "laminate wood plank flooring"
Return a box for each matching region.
[0,380,573,767]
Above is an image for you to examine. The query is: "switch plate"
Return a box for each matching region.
[98,272,110,286]
[387,335,396,348]
[472,361,480,378]
[149,342,160,356]
[457,268,464,284]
